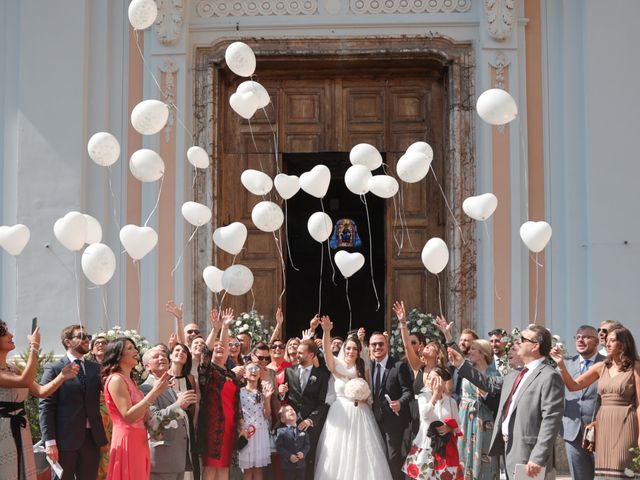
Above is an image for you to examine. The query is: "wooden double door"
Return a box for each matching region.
[216,62,447,335]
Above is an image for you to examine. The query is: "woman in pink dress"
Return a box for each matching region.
[102,337,171,480]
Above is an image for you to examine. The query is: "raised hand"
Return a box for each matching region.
[392,301,406,324]
[27,327,41,349]
[320,315,332,332]
[435,315,454,341]
[221,308,235,328]
[165,300,183,320]
[309,314,320,331]
[447,347,464,368]
[301,328,314,340]
[549,346,564,366]
[60,362,80,380]
[209,308,221,331]
[177,389,198,409]
[263,382,274,399]
[168,332,178,351]
[153,371,173,395]
[357,328,366,343]
[275,307,284,325]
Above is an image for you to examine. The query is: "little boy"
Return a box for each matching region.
[275,405,310,480]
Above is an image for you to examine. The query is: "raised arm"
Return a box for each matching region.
[448,347,503,395]
[550,347,602,392]
[0,328,41,389]
[270,307,284,344]
[29,361,79,398]
[204,308,221,351]
[108,372,172,424]
[435,315,454,344]
[165,300,185,345]
[321,315,336,374]
[393,301,420,372]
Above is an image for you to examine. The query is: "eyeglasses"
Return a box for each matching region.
[410,340,419,346]
[519,335,537,344]
[254,355,271,362]
[72,333,91,341]
[228,342,240,348]
[246,366,261,373]
[186,329,200,335]
[93,340,107,347]
[597,328,608,335]
[370,341,385,348]
[271,344,285,350]
[574,335,597,341]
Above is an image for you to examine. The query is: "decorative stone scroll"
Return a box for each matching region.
[155,0,184,46]
[484,0,515,41]
[489,51,511,133]
[195,0,318,18]
[350,0,472,14]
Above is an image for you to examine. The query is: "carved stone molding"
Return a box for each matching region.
[160,59,179,142]
[195,0,318,18]
[350,0,471,14]
[489,51,510,133]
[155,0,183,46]
[484,0,515,41]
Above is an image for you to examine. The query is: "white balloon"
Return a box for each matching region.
[0,224,30,256]
[213,222,247,255]
[129,149,165,182]
[241,169,273,196]
[307,212,332,243]
[421,238,449,274]
[83,214,103,244]
[54,211,87,252]
[368,175,399,198]
[87,132,120,167]
[187,146,209,169]
[252,201,284,232]
[476,88,518,126]
[406,141,434,162]
[274,174,300,200]
[237,81,270,109]
[130,99,169,135]
[181,201,212,227]
[396,151,432,183]
[520,221,552,253]
[229,91,259,120]
[81,243,116,285]
[119,224,158,260]
[225,42,256,77]
[334,250,365,279]
[462,193,498,221]
[349,143,383,171]
[299,164,331,199]
[203,266,225,293]
[222,264,254,295]
[128,0,158,30]
[344,164,372,195]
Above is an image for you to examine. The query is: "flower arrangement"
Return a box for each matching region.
[146,408,187,441]
[497,326,565,374]
[93,325,151,384]
[344,377,371,406]
[625,447,640,477]
[229,310,275,344]
[388,308,445,358]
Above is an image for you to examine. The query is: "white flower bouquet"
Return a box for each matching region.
[146,408,186,441]
[344,377,371,406]
[229,310,275,344]
[92,325,151,384]
[388,308,444,358]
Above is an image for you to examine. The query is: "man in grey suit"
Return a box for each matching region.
[449,325,564,479]
[140,346,197,480]
[561,326,604,480]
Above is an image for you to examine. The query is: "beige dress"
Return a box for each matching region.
[0,365,37,480]
[595,367,639,479]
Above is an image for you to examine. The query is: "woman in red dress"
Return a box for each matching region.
[198,308,242,480]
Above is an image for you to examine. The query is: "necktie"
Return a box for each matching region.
[299,368,308,391]
[580,359,591,374]
[502,367,528,419]
[374,363,381,395]
[74,359,86,389]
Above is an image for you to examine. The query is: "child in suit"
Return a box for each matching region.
[275,405,310,480]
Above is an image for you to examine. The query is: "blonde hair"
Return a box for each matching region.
[472,339,493,365]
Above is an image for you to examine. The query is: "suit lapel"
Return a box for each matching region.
[510,362,545,414]
[288,366,302,394]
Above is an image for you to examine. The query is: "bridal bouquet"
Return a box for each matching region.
[344,378,371,407]
[146,408,187,441]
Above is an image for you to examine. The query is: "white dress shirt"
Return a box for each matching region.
[502,357,545,437]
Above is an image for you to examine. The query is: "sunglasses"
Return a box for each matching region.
[271,344,285,350]
[228,342,241,348]
[72,333,92,341]
[597,328,608,335]
[186,329,200,335]
[410,340,419,346]
[254,355,271,362]
[246,366,261,373]
[519,335,537,344]
[370,341,385,348]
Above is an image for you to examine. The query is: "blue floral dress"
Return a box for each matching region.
[457,367,499,480]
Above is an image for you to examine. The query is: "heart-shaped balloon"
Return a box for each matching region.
[307,212,332,243]
[349,143,383,171]
[421,238,449,274]
[241,169,273,196]
[129,149,165,182]
[236,80,270,109]
[222,264,254,295]
[344,164,372,195]
[203,266,225,293]
[0,224,31,256]
[81,243,116,285]
[54,211,88,251]
[334,250,365,279]
[130,99,169,135]
[462,193,498,221]
[299,164,331,199]
[519,221,552,253]
[119,224,158,260]
[251,202,283,232]
[274,174,300,200]
[229,91,259,120]
[476,88,518,126]
[213,222,247,255]
[397,151,432,183]
[83,214,103,244]
[187,146,209,169]
[368,175,399,199]
[181,201,212,227]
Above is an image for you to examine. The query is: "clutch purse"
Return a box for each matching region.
[582,422,596,452]
[236,435,249,451]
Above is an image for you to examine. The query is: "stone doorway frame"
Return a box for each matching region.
[192,36,477,331]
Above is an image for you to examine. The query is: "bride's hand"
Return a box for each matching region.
[320,315,332,332]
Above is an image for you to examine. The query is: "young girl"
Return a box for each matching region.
[238,362,274,479]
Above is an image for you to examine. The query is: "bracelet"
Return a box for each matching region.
[29,344,41,354]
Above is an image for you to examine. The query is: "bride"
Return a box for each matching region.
[314,316,393,480]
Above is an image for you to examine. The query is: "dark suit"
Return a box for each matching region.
[561,353,604,480]
[371,355,412,480]
[282,364,329,480]
[39,356,107,480]
[458,359,564,480]
[275,424,311,480]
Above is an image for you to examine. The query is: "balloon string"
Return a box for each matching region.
[529,253,544,268]
[231,253,238,266]
[192,167,198,192]
[362,194,380,311]
[45,244,75,277]
[346,277,353,332]
[317,241,323,314]
[102,287,110,331]
[284,200,299,271]
[250,288,256,315]
[73,253,82,329]
[247,118,267,176]
[272,229,287,303]
[136,260,142,334]
[534,252,539,324]
[391,193,404,253]
[430,168,465,245]
[258,100,281,175]
[172,226,199,276]
[436,273,443,317]
[519,129,530,220]
[143,175,165,227]
[320,199,337,285]
[107,166,122,230]
[398,183,414,251]
[482,221,502,301]
[13,257,19,334]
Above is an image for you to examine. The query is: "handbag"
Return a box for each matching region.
[581,363,605,452]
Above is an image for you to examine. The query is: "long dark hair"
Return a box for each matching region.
[345,336,366,380]
[605,327,639,372]
[100,337,137,382]
[171,343,193,377]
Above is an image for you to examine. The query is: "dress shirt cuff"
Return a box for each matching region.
[45,440,57,447]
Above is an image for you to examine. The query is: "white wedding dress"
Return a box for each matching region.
[314,358,393,480]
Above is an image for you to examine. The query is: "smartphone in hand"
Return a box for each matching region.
[31,317,38,334]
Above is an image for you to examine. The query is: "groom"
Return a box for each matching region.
[280,339,329,480]
[370,332,413,480]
